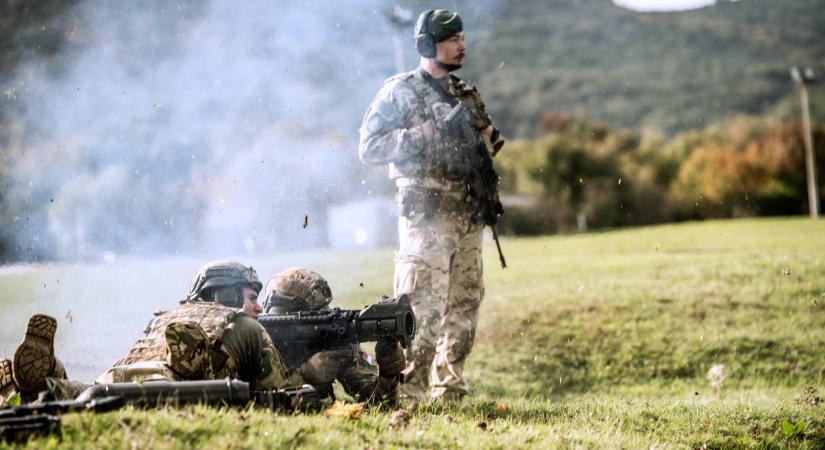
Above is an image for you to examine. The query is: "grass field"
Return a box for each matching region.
[1,217,824,449]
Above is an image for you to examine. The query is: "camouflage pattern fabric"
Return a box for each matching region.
[394,212,483,400]
[359,67,490,400]
[110,302,289,389]
[359,68,492,188]
[290,344,399,406]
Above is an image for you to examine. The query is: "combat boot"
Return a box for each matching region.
[12,314,58,393]
[0,358,17,405]
[164,321,212,379]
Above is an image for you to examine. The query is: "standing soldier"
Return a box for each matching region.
[358,9,505,401]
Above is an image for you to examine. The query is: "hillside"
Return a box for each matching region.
[466,0,825,136]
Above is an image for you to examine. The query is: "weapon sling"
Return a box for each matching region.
[415,68,507,268]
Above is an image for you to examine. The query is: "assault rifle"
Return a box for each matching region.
[257,294,416,369]
[444,103,507,268]
[0,379,318,442]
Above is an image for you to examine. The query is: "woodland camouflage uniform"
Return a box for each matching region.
[358,12,499,400]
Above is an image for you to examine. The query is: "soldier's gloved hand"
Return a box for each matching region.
[375,339,405,379]
[296,349,347,385]
[421,120,435,145]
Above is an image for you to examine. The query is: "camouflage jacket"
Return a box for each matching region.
[113,302,289,389]
[358,67,493,194]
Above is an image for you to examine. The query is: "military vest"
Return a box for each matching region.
[114,302,238,367]
[387,69,492,189]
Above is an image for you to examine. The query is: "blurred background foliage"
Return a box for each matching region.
[1,0,824,257]
[496,114,825,234]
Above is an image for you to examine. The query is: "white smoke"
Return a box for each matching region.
[0,0,502,261]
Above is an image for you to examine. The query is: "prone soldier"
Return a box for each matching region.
[261,268,406,406]
[0,261,290,404]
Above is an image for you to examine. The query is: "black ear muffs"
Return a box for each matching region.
[413,9,436,58]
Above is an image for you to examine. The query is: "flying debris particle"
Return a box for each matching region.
[219,194,225,204]
[151,103,158,108]
[65,310,73,324]
[49,198,54,203]
[303,215,309,229]
[617,178,622,186]
[781,267,790,277]
[359,283,364,288]
[497,61,504,69]
[4,88,15,100]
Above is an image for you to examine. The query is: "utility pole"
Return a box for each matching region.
[791,66,819,218]
[384,5,415,73]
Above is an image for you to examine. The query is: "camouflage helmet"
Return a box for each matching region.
[262,268,333,313]
[187,260,262,303]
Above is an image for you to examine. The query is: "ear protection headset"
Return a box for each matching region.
[413,9,436,58]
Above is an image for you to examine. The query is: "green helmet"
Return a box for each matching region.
[187,260,262,308]
[262,268,333,314]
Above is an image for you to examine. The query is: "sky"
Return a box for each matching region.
[613,0,717,11]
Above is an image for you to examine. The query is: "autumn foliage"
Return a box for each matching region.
[497,114,824,234]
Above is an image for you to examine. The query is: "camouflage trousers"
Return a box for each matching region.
[44,360,181,401]
[394,211,484,400]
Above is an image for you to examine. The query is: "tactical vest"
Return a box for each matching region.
[387,70,490,189]
[381,70,492,219]
[114,302,238,367]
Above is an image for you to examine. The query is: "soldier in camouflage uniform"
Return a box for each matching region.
[358,9,505,401]
[0,261,290,404]
[262,268,405,406]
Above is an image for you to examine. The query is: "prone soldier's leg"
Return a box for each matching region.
[431,222,484,400]
[1,315,73,404]
[394,214,456,399]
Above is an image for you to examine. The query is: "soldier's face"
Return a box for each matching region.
[435,31,466,68]
[241,286,263,319]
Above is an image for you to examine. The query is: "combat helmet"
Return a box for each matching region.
[262,268,333,314]
[186,260,262,308]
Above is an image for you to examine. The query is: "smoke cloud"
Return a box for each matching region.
[0,0,501,262]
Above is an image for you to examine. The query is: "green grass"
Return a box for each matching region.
[2,217,825,448]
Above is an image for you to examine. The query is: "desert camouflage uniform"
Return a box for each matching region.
[358,67,492,399]
[46,302,289,400]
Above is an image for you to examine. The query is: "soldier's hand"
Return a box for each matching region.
[297,349,348,385]
[421,120,435,145]
[375,339,405,379]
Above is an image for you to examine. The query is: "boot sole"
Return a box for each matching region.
[12,314,57,392]
[0,358,14,398]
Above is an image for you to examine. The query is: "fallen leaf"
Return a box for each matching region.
[494,402,507,412]
[324,401,364,420]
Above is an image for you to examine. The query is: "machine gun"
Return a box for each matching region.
[444,103,507,268]
[257,295,416,370]
[0,379,318,442]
